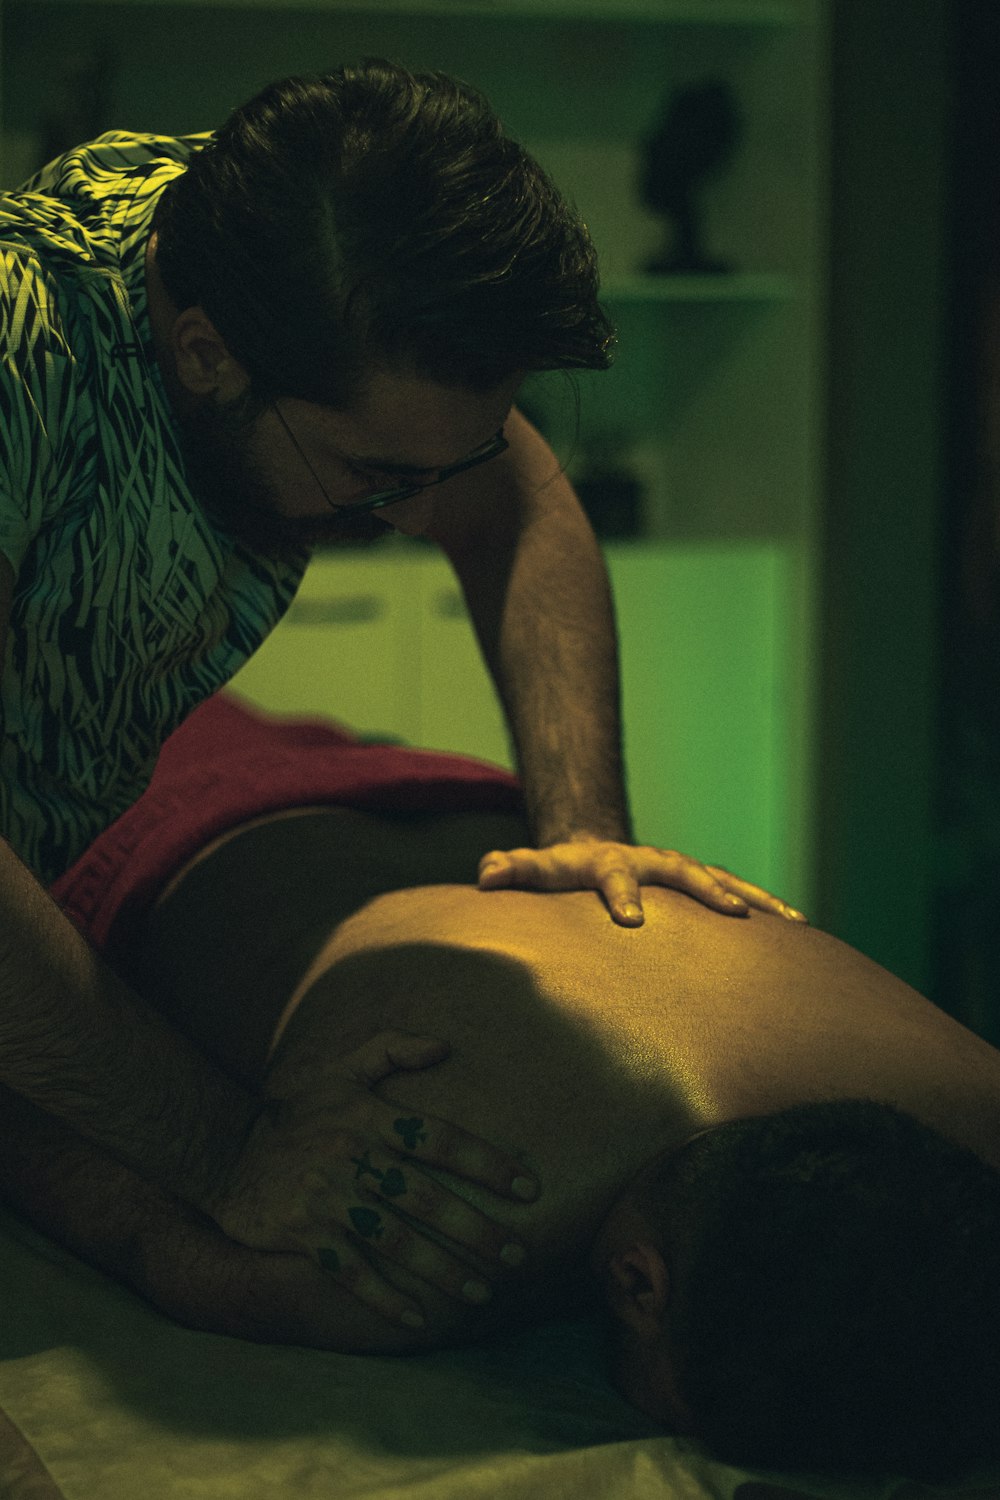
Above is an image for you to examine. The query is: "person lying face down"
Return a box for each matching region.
[117,803,1000,1489]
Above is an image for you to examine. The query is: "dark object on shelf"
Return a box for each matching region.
[639,79,743,275]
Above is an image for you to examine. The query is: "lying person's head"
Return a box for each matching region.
[594,1098,1000,1485]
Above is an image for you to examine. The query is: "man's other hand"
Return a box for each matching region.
[202,1031,538,1331]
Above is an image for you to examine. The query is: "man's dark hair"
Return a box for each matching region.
[644,1099,1000,1485]
[152,58,616,407]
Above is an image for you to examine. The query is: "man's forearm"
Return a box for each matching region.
[0,1080,277,1344]
[0,1077,192,1297]
[491,491,632,846]
[0,1081,416,1354]
[438,419,633,846]
[0,835,259,1205]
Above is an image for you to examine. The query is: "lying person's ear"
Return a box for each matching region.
[604,1240,671,1338]
[602,1244,698,1434]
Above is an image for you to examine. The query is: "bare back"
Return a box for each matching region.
[130,805,1000,1337]
[271,870,1000,1206]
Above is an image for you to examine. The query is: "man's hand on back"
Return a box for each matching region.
[477,838,807,928]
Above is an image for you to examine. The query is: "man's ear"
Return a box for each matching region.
[606,1241,672,1340]
[171,306,250,401]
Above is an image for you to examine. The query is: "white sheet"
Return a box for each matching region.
[0,1207,995,1500]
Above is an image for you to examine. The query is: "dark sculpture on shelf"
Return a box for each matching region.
[639,79,743,275]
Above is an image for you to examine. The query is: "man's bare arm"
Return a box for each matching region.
[0,551,257,1201]
[0,834,261,1201]
[0,1079,451,1355]
[427,413,803,927]
[427,407,631,848]
[0,1077,195,1292]
[0,1077,294,1343]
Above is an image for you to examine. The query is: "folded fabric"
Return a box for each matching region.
[49,692,522,954]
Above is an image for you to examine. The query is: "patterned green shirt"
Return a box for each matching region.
[0,132,310,884]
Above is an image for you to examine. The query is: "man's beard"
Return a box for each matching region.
[174,389,391,559]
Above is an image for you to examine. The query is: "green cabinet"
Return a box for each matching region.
[228,540,799,899]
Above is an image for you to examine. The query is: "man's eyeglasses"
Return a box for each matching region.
[271,403,509,516]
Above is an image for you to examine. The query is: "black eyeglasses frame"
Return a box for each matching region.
[271,403,510,516]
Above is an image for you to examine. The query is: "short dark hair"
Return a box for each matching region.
[643,1099,1000,1485]
[152,59,616,407]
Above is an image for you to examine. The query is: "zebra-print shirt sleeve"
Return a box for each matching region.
[0,134,310,885]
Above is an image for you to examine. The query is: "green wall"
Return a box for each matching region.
[816,0,951,992]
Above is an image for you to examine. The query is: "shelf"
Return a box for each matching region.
[25,0,807,22]
[601,273,803,303]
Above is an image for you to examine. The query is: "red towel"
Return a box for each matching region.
[49,693,522,954]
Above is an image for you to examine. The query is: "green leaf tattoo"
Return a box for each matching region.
[394,1117,427,1151]
[318,1247,341,1273]
[349,1207,384,1240]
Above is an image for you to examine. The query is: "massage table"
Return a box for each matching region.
[1,1199,996,1500]
[0,695,992,1500]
